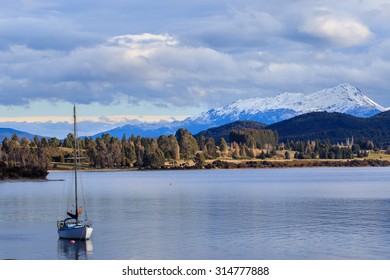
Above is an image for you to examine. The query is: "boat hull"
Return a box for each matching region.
[58,225,93,240]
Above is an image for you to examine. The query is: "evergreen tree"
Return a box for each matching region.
[219,138,227,153]
[194,152,206,168]
[63,133,74,148]
[95,137,107,168]
[157,135,170,158]
[197,135,206,151]
[240,145,247,158]
[20,137,30,167]
[142,139,165,168]
[128,140,137,164]
[158,135,180,160]
[134,137,144,167]
[41,137,49,148]
[168,134,180,160]
[205,137,218,158]
[175,128,198,160]
[48,137,60,147]
[232,142,240,159]
[109,138,123,167]
[85,137,98,167]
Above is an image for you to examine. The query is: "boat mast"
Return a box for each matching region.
[73,104,79,223]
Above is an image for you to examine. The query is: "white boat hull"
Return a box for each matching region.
[58,225,93,240]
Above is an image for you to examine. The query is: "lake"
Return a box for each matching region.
[1,167,390,260]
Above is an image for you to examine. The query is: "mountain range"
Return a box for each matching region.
[97,83,388,138]
[1,83,389,140]
[274,110,390,147]
[194,110,390,148]
[0,128,44,141]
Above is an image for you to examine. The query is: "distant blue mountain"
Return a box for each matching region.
[0,128,44,141]
[93,123,177,138]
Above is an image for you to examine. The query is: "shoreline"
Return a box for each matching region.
[0,178,64,183]
[52,158,390,172]
[2,159,389,181]
[162,159,390,170]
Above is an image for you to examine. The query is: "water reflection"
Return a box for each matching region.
[57,239,93,260]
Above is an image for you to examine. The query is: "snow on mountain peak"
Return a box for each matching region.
[227,83,384,114]
[189,83,386,126]
[309,83,386,112]
[81,84,388,138]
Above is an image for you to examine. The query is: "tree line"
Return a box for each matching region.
[284,138,377,160]
[1,127,384,175]
[0,134,49,179]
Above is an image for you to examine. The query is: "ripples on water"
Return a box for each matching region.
[1,168,390,259]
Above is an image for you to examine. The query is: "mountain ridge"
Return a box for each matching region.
[0,128,45,141]
[194,111,390,148]
[1,83,388,139]
[194,120,267,141]
[270,110,390,147]
[185,83,386,128]
[2,111,390,148]
[98,83,387,138]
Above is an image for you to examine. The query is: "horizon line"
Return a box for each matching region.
[0,115,190,124]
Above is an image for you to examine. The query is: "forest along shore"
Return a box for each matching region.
[0,162,48,180]
[151,158,390,170]
[2,127,390,180]
[1,158,390,181]
[50,158,390,171]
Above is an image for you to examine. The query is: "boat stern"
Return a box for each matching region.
[58,224,93,240]
[85,226,93,240]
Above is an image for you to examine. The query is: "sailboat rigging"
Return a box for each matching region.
[57,105,93,240]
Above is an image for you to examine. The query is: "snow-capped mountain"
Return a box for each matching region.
[4,83,386,139]
[183,83,387,132]
[98,83,387,138]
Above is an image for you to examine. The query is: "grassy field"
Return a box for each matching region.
[51,162,91,170]
[50,150,390,170]
[368,153,390,160]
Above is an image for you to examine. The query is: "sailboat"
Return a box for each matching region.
[57,105,93,240]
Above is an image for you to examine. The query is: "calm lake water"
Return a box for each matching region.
[1,167,390,260]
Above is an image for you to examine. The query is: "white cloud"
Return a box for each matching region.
[1,28,389,109]
[1,0,390,114]
[300,15,373,47]
[108,33,178,47]
[0,33,248,107]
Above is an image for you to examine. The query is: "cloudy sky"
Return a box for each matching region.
[1,0,390,135]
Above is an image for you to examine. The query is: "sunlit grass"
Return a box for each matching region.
[368,153,390,160]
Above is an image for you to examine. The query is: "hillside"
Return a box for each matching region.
[194,120,266,141]
[0,128,42,141]
[268,111,390,147]
[368,110,390,127]
[195,111,390,148]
